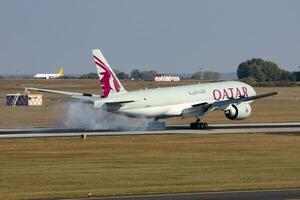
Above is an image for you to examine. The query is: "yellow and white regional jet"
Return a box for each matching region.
[34,68,64,79]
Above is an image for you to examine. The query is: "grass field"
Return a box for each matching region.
[0,79,299,128]
[1,133,300,199]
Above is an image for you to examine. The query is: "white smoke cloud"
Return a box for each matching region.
[63,102,148,131]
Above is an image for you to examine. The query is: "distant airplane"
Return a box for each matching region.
[26,49,277,129]
[34,68,64,79]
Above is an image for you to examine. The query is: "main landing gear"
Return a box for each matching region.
[190,118,208,129]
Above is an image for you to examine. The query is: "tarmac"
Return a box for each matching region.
[65,188,300,200]
[1,122,300,139]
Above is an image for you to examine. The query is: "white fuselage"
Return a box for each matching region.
[34,73,63,79]
[95,81,256,118]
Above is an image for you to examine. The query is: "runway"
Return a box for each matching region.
[1,122,300,139]
[67,188,300,200]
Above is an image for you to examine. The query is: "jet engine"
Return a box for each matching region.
[224,103,251,120]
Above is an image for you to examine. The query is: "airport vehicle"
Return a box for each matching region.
[26,49,277,129]
[34,68,64,79]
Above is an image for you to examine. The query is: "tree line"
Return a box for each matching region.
[37,57,300,83]
[77,69,160,81]
[77,69,221,81]
[237,58,300,83]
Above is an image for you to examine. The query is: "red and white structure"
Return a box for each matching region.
[154,75,180,82]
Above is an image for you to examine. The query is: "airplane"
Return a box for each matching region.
[34,68,64,79]
[26,49,277,129]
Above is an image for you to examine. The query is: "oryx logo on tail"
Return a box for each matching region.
[92,49,126,97]
[93,55,120,95]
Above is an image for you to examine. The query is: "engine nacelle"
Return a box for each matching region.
[224,103,251,120]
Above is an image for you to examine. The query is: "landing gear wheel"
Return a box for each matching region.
[190,122,208,129]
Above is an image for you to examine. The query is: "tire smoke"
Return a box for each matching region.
[63,102,148,130]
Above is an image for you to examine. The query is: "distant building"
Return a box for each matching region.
[154,75,180,82]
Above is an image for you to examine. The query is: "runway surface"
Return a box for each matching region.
[66,188,300,200]
[1,122,300,139]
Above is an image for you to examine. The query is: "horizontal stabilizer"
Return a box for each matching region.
[59,99,94,104]
[25,87,102,101]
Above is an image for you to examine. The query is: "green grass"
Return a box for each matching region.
[1,133,300,199]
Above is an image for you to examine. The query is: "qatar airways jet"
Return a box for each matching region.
[26,49,277,129]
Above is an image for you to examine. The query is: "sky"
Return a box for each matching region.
[0,0,300,75]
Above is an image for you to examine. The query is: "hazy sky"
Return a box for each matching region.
[0,0,300,75]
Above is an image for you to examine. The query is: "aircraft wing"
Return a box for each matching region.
[182,91,277,118]
[25,87,102,102]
